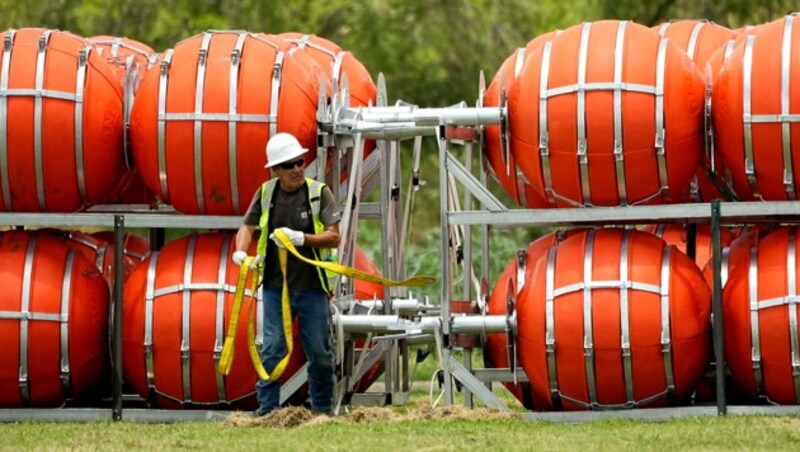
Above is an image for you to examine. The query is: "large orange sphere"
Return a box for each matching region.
[723,226,800,404]
[509,21,705,207]
[644,223,734,270]
[0,231,109,407]
[517,228,711,410]
[122,232,282,409]
[0,28,126,212]
[713,15,800,201]
[130,31,321,215]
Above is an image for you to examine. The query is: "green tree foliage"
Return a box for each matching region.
[597,0,797,28]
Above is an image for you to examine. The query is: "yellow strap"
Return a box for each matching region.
[217,255,254,376]
[218,251,293,382]
[272,229,436,287]
[219,232,436,381]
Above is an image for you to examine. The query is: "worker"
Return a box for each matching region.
[232,132,341,416]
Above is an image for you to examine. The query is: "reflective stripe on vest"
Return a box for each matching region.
[256,177,331,292]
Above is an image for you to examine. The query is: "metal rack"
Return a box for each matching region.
[4,77,800,422]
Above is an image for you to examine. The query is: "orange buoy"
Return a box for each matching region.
[279,33,377,182]
[654,21,738,202]
[122,232,384,408]
[644,223,734,269]
[130,31,321,215]
[654,20,737,69]
[713,15,800,201]
[693,36,740,201]
[517,229,711,410]
[89,36,159,206]
[89,35,156,86]
[39,229,140,287]
[485,230,576,409]
[723,226,800,404]
[348,245,389,393]
[0,28,126,212]
[353,245,385,301]
[279,33,375,108]
[0,231,109,407]
[508,21,706,207]
[484,32,557,208]
[122,231,276,408]
[92,230,151,262]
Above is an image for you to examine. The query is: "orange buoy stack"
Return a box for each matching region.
[713,15,800,201]
[723,226,800,404]
[130,31,321,215]
[517,229,711,410]
[508,21,706,207]
[0,231,109,407]
[0,28,126,212]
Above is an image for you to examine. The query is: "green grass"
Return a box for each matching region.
[1,415,799,451]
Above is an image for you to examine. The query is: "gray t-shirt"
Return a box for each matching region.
[243,181,340,291]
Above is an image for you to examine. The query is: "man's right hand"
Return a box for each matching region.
[232,250,247,266]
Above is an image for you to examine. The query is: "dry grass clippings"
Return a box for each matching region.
[224,405,520,429]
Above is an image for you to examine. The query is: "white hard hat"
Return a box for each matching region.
[264,133,309,168]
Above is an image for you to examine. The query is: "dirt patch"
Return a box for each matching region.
[224,405,519,429]
[757,416,800,429]
[405,405,520,421]
[224,407,334,428]
[344,407,404,423]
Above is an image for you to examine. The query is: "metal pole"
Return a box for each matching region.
[437,126,454,405]
[112,215,125,421]
[379,137,395,398]
[711,200,726,415]
[463,141,474,408]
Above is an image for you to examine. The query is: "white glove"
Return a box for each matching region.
[270,227,305,248]
[232,250,247,266]
[250,254,264,269]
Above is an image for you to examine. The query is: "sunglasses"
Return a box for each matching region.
[277,158,305,170]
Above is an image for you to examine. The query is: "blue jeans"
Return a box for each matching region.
[256,287,334,414]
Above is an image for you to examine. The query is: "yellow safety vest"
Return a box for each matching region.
[256,177,333,293]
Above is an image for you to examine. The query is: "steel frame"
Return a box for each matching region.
[5,72,800,422]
